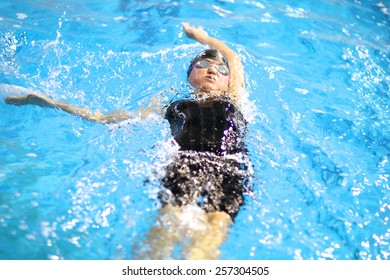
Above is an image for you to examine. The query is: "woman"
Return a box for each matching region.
[5,23,252,259]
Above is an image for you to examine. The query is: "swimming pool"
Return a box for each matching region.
[0,0,389,260]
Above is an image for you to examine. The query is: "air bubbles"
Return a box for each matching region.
[113,16,127,21]
[48,255,60,260]
[284,6,308,18]
[16,13,28,20]
[295,88,309,95]
[26,153,38,158]
[31,201,39,207]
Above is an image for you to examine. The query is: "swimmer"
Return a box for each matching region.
[4,23,252,260]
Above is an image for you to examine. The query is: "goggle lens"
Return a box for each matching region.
[195,60,229,76]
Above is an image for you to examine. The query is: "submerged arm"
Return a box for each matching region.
[183,23,244,94]
[5,93,131,124]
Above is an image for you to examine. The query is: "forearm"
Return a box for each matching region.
[203,36,244,91]
[197,35,238,62]
[36,100,132,124]
[6,93,131,124]
[50,100,105,123]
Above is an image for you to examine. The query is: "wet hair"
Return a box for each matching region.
[187,49,229,77]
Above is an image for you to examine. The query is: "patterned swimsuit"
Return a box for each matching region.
[160,97,252,219]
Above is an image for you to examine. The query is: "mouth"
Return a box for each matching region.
[205,75,216,82]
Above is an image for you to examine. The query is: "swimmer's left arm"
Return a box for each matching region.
[183,23,245,94]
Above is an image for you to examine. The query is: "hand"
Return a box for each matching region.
[183,23,209,44]
[5,93,55,108]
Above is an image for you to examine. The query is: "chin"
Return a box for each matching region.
[192,82,227,93]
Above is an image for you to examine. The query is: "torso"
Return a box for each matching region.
[165,97,247,156]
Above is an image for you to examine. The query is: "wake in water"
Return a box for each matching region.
[0,84,41,98]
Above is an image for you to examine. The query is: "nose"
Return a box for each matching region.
[207,65,218,74]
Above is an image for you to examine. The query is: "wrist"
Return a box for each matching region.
[198,34,209,44]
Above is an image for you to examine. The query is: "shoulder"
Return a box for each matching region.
[164,99,193,118]
[166,99,194,110]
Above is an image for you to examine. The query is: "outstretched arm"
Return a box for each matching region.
[183,23,244,94]
[5,93,131,124]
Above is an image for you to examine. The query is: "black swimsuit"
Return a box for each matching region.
[165,97,247,156]
[160,97,252,218]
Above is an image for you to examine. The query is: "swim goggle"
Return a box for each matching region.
[194,60,230,76]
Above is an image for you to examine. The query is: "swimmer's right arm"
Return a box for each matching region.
[5,93,132,124]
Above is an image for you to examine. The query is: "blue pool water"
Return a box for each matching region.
[0,0,389,260]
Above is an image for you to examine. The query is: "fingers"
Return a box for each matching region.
[182,22,195,38]
[182,23,202,34]
[182,23,208,43]
[5,95,29,105]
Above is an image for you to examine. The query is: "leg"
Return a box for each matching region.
[136,205,232,260]
[184,210,232,260]
[134,205,183,260]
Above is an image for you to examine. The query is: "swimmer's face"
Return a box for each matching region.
[188,59,230,94]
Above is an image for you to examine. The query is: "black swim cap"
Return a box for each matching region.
[187,49,229,77]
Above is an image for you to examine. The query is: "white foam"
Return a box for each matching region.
[238,88,259,124]
[26,153,38,158]
[176,205,208,231]
[295,88,309,95]
[285,6,308,18]
[16,13,28,20]
[113,16,127,21]
[0,84,40,99]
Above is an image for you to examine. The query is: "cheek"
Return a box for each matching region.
[188,68,201,86]
[217,75,230,89]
